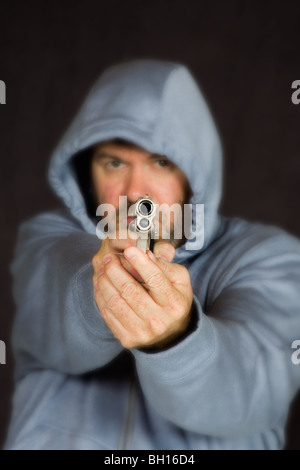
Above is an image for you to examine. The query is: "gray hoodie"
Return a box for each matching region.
[4,59,300,450]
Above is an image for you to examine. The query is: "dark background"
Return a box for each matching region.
[0,0,299,449]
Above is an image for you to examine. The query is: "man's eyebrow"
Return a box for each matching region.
[93,151,122,160]
[93,150,169,160]
[149,153,169,160]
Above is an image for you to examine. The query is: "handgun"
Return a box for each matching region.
[129,195,156,252]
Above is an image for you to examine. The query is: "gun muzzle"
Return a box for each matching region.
[129,196,156,252]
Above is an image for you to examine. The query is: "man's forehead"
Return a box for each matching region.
[93,139,166,159]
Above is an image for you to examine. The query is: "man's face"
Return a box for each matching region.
[91,140,191,247]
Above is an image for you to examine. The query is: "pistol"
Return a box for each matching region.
[129,195,156,252]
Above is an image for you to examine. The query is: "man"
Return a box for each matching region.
[4,59,300,450]
[91,138,194,351]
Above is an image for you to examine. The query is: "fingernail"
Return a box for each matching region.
[124,247,137,260]
[157,254,168,261]
[103,255,112,264]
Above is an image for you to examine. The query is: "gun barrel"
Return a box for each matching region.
[133,196,156,251]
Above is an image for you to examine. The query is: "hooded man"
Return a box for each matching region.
[4,59,300,450]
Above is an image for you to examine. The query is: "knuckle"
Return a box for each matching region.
[104,256,121,274]
[107,293,122,310]
[157,259,169,274]
[120,336,132,349]
[148,316,166,337]
[172,294,185,314]
[176,264,191,283]
[146,271,165,289]
[121,334,141,350]
[121,281,138,300]
[181,265,191,280]
[172,303,184,319]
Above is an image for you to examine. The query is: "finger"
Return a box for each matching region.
[95,263,145,332]
[92,231,138,273]
[153,241,175,262]
[147,250,188,286]
[101,254,155,319]
[100,303,136,348]
[95,252,144,283]
[100,306,155,350]
[95,261,162,350]
[119,255,144,283]
[123,247,180,307]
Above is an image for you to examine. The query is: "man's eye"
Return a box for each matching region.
[155,159,170,168]
[107,160,123,168]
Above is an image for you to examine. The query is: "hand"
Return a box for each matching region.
[92,232,176,282]
[93,245,194,350]
[92,230,142,282]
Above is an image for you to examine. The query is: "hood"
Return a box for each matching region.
[48,59,223,261]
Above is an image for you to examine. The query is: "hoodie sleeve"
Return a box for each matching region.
[11,210,123,379]
[131,231,300,437]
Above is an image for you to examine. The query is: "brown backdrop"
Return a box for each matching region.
[0,0,299,449]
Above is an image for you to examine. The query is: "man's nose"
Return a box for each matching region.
[125,168,150,202]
